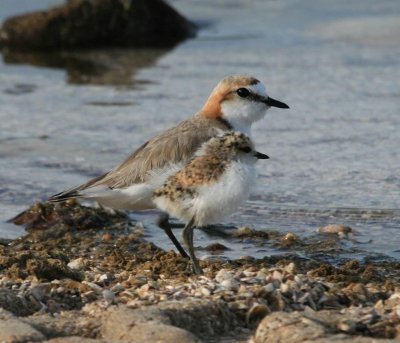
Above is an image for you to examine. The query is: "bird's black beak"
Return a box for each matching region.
[254,151,270,159]
[263,97,289,109]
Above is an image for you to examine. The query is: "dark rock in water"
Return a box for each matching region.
[204,242,230,252]
[0,0,196,51]
[10,199,127,231]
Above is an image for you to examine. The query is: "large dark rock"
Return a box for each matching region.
[0,0,196,51]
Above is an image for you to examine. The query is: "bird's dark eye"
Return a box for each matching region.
[240,146,252,153]
[236,88,250,98]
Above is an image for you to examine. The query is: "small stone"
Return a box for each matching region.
[256,271,267,280]
[111,283,125,293]
[263,283,275,293]
[30,283,51,301]
[243,270,256,277]
[102,233,113,241]
[204,243,229,251]
[272,270,283,282]
[233,226,253,237]
[200,287,211,297]
[56,286,66,294]
[238,284,247,293]
[337,319,357,333]
[246,303,270,326]
[318,224,352,235]
[280,283,290,294]
[103,289,116,305]
[82,291,98,302]
[284,262,296,274]
[67,258,84,271]
[137,284,150,298]
[98,274,113,282]
[215,269,234,283]
[220,279,239,291]
[280,232,301,248]
[82,281,103,293]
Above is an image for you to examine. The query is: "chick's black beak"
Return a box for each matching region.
[254,151,270,159]
[263,97,289,109]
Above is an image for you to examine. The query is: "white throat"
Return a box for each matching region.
[220,100,268,136]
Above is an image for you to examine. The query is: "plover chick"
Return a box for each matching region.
[49,75,288,258]
[153,132,269,275]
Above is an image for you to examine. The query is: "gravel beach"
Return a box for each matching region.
[1,201,399,342]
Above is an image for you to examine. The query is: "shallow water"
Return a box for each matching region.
[0,0,399,259]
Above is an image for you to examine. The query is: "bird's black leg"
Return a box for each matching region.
[156,213,189,258]
[182,217,203,275]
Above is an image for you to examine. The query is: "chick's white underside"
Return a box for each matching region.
[154,159,257,226]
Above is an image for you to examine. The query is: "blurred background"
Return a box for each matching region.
[0,0,399,260]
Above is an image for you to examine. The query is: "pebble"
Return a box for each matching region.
[318,224,353,235]
[200,287,211,297]
[82,281,103,293]
[220,279,239,291]
[215,269,234,283]
[67,257,85,271]
[111,283,125,293]
[102,233,113,241]
[102,289,115,305]
[246,303,270,325]
[30,284,51,301]
[263,283,275,293]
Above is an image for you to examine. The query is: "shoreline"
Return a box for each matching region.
[1,201,399,342]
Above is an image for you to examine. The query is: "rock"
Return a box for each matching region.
[0,288,37,316]
[0,0,196,51]
[215,269,235,283]
[101,300,238,340]
[101,306,170,340]
[67,257,85,271]
[308,338,397,343]
[0,317,45,342]
[10,200,127,231]
[233,226,269,239]
[220,278,239,291]
[102,289,116,305]
[115,322,202,343]
[46,337,112,343]
[246,303,270,327]
[318,224,353,238]
[254,310,399,343]
[280,232,301,248]
[30,283,52,301]
[204,243,229,252]
[254,311,326,343]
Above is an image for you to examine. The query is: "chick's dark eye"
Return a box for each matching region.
[240,146,252,153]
[236,88,250,98]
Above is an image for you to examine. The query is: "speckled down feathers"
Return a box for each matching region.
[153,132,258,225]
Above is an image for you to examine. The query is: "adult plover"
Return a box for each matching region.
[49,75,288,257]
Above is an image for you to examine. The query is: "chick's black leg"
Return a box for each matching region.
[156,213,189,258]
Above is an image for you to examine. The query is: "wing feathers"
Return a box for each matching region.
[49,115,230,202]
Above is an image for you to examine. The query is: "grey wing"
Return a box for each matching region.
[49,119,218,201]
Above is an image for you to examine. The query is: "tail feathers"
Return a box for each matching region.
[48,172,109,203]
[48,188,82,202]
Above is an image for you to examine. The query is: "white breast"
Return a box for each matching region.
[192,159,257,226]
